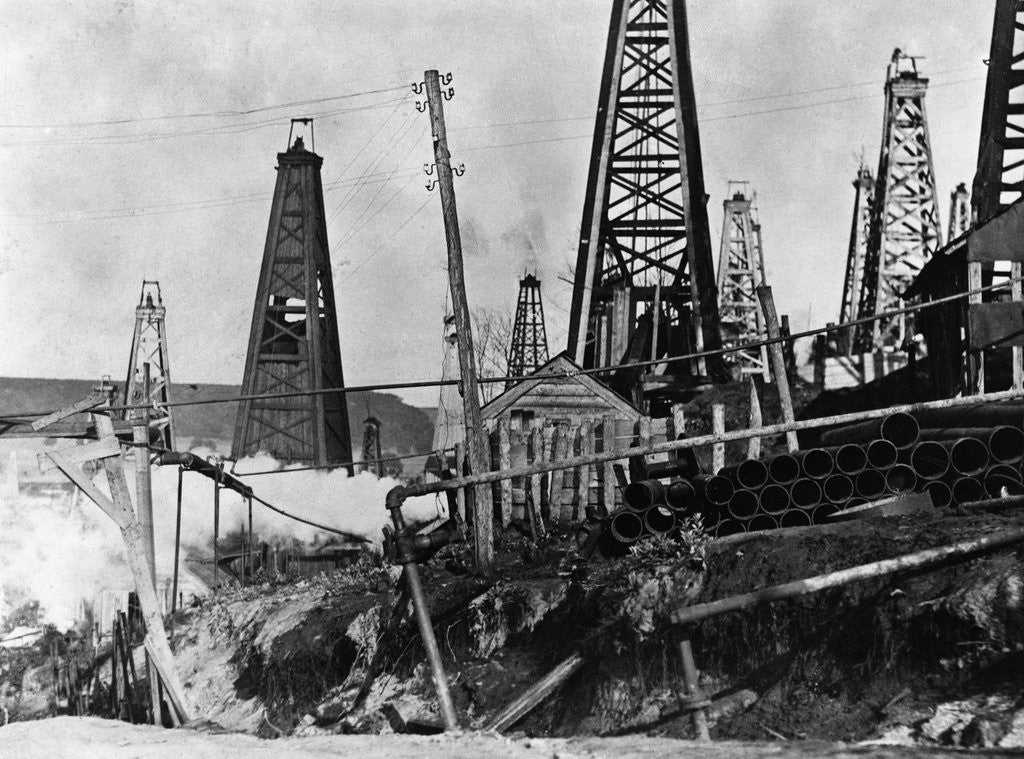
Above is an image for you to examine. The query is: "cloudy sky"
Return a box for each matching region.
[0,1,994,407]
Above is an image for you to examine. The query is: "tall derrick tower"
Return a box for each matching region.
[948,182,971,240]
[853,50,941,353]
[361,415,382,477]
[974,0,1024,223]
[232,125,354,471]
[123,280,174,451]
[566,0,723,409]
[716,184,770,381]
[837,165,874,355]
[505,273,550,389]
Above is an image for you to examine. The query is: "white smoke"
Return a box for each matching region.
[0,449,448,632]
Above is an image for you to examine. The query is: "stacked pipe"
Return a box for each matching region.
[605,477,698,548]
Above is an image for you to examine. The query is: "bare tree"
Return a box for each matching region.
[471,306,513,404]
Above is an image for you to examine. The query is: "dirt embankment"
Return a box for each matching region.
[153,508,1024,751]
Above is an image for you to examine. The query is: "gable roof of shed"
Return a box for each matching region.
[481,352,643,420]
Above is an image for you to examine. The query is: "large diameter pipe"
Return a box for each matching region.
[949,438,990,476]
[623,479,667,510]
[779,509,812,528]
[715,519,745,537]
[952,477,984,506]
[610,510,645,544]
[790,478,823,510]
[823,474,854,504]
[834,444,868,475]
[855,469,887,500]
[924,480,952,508]
[911,402,1024,431]
[919,426,1024,465]
[748,513,779,532]
[758,484,791,515]
[811,502,840,523]
[865,439,898,470]
[720,459,770,490]
[985,472,1024,498]
[692,474,735,508]
[793,448,834,480]
[987,464,1022,482]
[644,505,677,536]
[766,454,800,485]
[727,490,759,520]
[819,412,920,450]
[910,441,950,480]
[885,464,917,495]
[666,479,696,510]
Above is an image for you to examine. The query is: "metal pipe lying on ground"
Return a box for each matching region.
[949,437,990,476]
[789,478,823,510]
[779,508,812,528]
[987,464,1022,482]
[623,479,667,510]
[692,474,735,508]
[918,426,1024,465]
[984,473,1024,498]
[486,651,586,733]
[671,526,1024,626]
[885,464,917,495]
[610,510,645,544]
[823,474,854,504]
[793,448,834,480]
[748,513,779,532]
[715,518,745,537]
[758,484,791,515]
[644,505,677,535]
[865,439,898,469]
[666,479,696,510]
[910,441,950,480]
[811,502,840,523]
[952,477,984,506]
[720,459,770,490]
[911,403,1024,431]
[819,412,920,450]
[766,454,800,485]
[834,444,868,475]
[855,469,887,500]
[728,490,759,520]
[924,480,953,508]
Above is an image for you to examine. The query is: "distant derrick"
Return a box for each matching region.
[505,274,550,390]
[232,129,354,471]
[716,185,770,381]
[361,415,382,476]
[838,164,874,355]
[948,183,971,241]
[566,0,723,411]
[854,50,941,353]
[123,280,174,450]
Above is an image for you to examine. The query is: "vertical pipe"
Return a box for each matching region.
[171,467,183,613]
[677,635,710,740]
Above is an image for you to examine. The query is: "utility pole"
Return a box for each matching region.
[422,69,493,574]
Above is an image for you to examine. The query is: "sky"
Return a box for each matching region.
[0,1,995,408]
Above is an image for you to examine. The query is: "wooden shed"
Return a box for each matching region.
[480,352,655,524]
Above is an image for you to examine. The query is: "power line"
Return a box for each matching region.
[336,192,434,284]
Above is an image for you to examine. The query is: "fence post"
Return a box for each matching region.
[498,417,512,527]
[602,414,617,517]
[574,421,592,521]
[712,404,726,473]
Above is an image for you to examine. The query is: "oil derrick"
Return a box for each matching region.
[853,50,941,353]
[361,415,382,477]
[232,124,354,471]
[505,273,550,390]
[716,184,770,381]
[566,0,723,411]
[837,165,874,355]
[948,183,971,240]
[973,0,1024,223]
[123,281,174,451]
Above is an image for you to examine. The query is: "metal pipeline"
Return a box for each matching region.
[610,509,645,544]
[666,479,696,510]
[789,478,823,510]
[952,476,984,506]
[779,508,812,528]
[793,448,834,480]
[834,443,868,475]
[766,453,800,485]
[865,439,898,470]
[720,459,770,490]
[727,490,759,520]
[758,484,791,515]
[986,464,1022,482]
[644,505,677,536]
[948,437,990,476]
[854,469,887,500]
[911,402,1024,431]
[924,480,952,508]
[823,474,854,504]
[623,479,667,510]
[811,502,840,523]
[990,426,1024,464]
[693,474,735,507]
[748,513,779,532]
[715,518,745,537]
[885,464,917,494]
[984,472,1024,498]
[819,411,920,450]
[910,441,950,480]
[156,451,253,498]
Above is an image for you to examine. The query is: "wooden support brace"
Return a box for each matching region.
[712,404,725,473]
[756,285,799,452]
[30,392,108,431]
[38,438,121,473]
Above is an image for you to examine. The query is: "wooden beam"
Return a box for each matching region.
[712,404,725,473]
[30,392,108,431]
[38,438,121,473]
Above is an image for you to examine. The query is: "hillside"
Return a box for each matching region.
[0,377,434,458]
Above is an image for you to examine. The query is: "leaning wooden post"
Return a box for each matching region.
[712,404,725,473]
[756,285,799,453]
[746,378,762,460]
[422,69,493,574]
[601,414,617,517]
[574,421,592,521]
